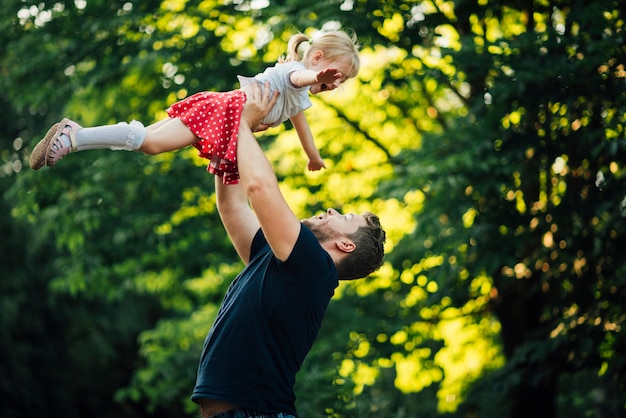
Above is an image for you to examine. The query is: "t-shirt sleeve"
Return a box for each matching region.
[279,61,307,88]
[247,228,268,263]
[281,224,337,284]
[237,75,256,88]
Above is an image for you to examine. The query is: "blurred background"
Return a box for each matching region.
[1,0,625,417]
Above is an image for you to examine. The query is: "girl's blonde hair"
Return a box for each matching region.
[281,29,360,79]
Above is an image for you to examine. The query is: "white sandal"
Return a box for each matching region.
[30,118,82,169]
[46,118,83,167]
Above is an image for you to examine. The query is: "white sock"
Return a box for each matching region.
[57,120,146,151]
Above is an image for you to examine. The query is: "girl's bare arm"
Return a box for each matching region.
[290,112,326,171]
[289,68,342,88]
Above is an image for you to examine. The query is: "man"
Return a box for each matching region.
[194,83,386,418]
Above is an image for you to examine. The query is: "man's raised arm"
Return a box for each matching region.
[215,83,278,264]
[236,84,302,262]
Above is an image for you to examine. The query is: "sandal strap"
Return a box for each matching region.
[44,118,83,167]
[66,125,78,152]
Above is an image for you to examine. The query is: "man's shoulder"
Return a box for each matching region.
[289,225,336,271]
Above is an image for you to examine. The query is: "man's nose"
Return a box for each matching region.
[327,208,339,215]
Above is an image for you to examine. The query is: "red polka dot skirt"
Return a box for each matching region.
[167,90,247,184]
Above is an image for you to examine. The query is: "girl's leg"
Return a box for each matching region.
[30,117,198,169]
[30,118,148,169]
[140,118,199,155]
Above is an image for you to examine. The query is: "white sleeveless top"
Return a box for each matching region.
[237,61,312,127]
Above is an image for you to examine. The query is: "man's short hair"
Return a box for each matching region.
[335,213,386,280]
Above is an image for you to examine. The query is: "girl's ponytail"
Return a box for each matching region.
[281,34,311,62]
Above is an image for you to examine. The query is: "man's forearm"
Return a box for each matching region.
[215,174,248,215]
[214,120,276,218]
[236,81,283,208]
[236,122,279,190]
[234,81,302,261]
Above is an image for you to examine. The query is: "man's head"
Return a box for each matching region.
[302,209,386,280]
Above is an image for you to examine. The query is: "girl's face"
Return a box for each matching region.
[307,51,351,95]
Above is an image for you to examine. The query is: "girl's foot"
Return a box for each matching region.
[29,118,82,170]
[46,119,82,166]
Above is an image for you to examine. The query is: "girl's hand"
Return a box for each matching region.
[308,157,327,171]
[315,68,342,85]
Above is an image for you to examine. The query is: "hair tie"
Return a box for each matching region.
[297,40,311,59]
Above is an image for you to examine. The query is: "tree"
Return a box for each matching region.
[1,1,246,416]
[276,1,625,416]
[2,0,625,417]
[239,0,626,416]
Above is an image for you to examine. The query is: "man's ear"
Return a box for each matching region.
[336,240,356,253]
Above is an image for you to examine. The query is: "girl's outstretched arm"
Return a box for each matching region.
[289,68,342,89]
[290,112,326,171]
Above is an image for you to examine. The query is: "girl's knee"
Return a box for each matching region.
[141,118,197,154]
[139,140,163,155]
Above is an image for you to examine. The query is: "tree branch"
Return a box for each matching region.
[316,98,404,165]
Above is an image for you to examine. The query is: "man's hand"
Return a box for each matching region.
[241,82,279,132]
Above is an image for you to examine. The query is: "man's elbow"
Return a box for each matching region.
[216,191,245,216]
[244,175,277,201]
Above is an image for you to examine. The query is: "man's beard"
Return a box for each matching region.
[302,219,337,244]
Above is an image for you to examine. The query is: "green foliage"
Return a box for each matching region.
[2,1,625,418]
[367,1,626,416]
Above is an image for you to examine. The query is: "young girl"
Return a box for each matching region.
[29,29,360,184]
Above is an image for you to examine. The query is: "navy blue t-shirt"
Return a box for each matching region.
[192,224,338,415]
